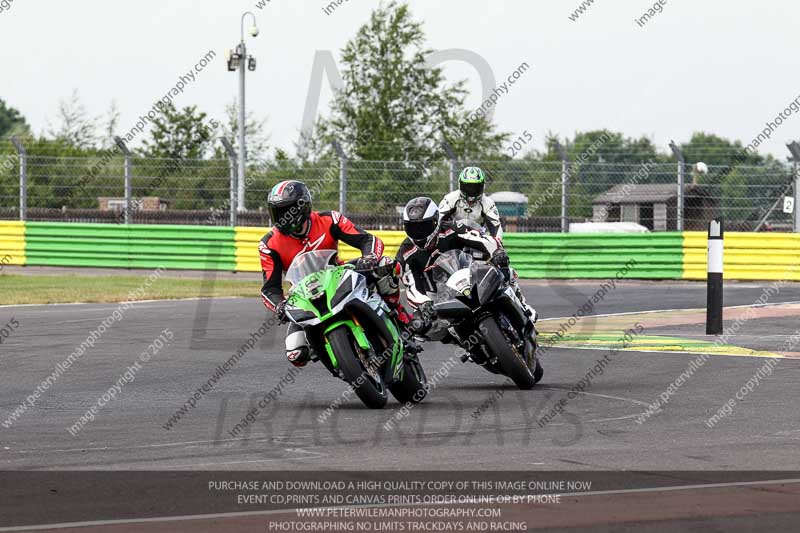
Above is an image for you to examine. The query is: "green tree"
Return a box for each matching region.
[46,90,99,149]
[140,103,218,160]
[216,99,270,162]
[680,132,764,168]
[136,103,222,210]
[566,130,660,164]
[311,1,506,163]
[548,131,666,214]
[100,100,122,150]
[0,99,29,137]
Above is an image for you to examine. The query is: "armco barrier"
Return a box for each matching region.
[504,232,684,279]
[24,223,235,270]
[683,232,800,281]
[0,221,26,266]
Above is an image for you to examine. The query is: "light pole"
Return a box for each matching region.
[227,11,259,213]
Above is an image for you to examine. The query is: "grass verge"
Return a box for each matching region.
[0,274,259,305]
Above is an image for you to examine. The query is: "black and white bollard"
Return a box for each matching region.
[706,219,723,335]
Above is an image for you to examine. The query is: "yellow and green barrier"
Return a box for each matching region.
[682,232,800,281]
[22,222,235,270]
[1,220,798,281]
[504,232,684,279]
[0,221,26,266]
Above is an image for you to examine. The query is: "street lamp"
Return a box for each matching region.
[227,11,259,212]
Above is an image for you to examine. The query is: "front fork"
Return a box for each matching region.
[323,310,404,384]
[322,319,372,372]
[503,286,537,339]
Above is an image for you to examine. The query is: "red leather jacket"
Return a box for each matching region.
[259,210,384,311]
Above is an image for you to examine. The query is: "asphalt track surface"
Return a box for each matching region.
[2,278,800,531]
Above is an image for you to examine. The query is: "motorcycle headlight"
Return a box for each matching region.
[287,307,317,323]
[474,264,503,305]
[330,282,353,308]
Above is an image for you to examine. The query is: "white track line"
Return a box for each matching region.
[1,477,798,532]
[542,345,790,359]
[538,300,800,323]
[539,386,653,408]
[0,297,245,309]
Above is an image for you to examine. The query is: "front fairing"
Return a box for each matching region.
[286,268,368,326]
[471,262,505,306]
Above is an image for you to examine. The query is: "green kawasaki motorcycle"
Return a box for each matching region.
[284,250,428,409]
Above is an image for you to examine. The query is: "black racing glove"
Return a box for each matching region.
[410,302,436,336]
[355,253,379,272]
[418,301,437,322]
[490,249,510,269]
[275,299,289,323]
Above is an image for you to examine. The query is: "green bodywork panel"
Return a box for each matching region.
[290,267,405,381]
[287,266,349,321]
[383,314,403,378]
[323,319,371,369]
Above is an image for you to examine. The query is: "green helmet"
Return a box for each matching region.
[458,166,486,204]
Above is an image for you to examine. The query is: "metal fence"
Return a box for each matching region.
[1,137,799,232]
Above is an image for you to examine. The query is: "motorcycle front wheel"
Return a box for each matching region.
[327,326,388,409]
[389,353,428,404]
[478,316,536,390]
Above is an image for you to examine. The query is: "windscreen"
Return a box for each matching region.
[285,250,338,286]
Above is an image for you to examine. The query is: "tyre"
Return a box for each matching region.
[528,337,544,384]
[389,354,428,404]
[533,358,544,384]
[479,317,536,390]
[327,326,388,409]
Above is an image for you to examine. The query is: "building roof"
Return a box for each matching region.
[592,184,708,205]
[489,191,529,204]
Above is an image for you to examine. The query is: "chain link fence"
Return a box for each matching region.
[1,138,798,231]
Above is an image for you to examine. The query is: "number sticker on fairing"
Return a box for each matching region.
[447,269,472,295]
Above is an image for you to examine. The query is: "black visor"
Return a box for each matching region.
[460,181,484,200]
[404,217,438,244]
[270,201,310,234]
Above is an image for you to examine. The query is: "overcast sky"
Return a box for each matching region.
[1,0,798,159]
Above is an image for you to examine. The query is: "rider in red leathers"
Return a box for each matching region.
[260,180,407,367]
